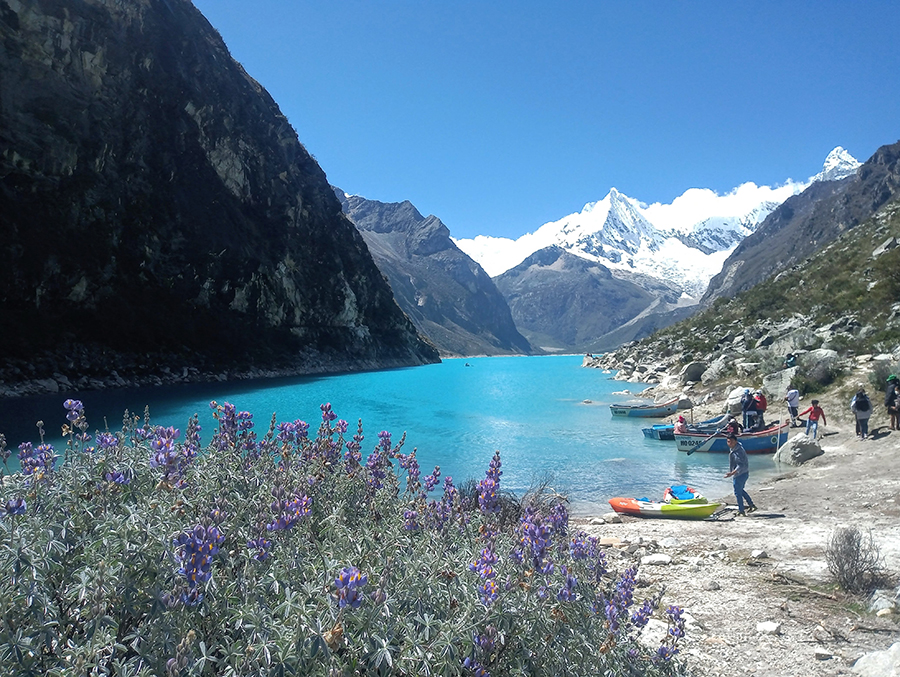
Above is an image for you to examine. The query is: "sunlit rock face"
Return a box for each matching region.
[0,0,438,387]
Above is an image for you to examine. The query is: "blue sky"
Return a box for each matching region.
[191,1,900,240]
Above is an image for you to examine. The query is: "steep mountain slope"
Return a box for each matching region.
[493,247,664,351]
[0,0,438,391]
[703,140,900,303]
[336,192,532,357]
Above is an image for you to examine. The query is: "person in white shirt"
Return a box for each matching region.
[784,387,801,427]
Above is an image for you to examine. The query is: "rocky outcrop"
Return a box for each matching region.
[0,0,439,395]
[336,191,532,357]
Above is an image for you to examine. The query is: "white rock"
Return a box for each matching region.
[638,619,668,649]
[814,648,833,661]
[659,537,681,549]
[852,641,900,676]
[773,434,824,466]
[641,553,672,566]
[751,550,768,559]
[756,621,782,635]
[600,512,622,524]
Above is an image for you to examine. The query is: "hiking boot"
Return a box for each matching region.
[747,505,758,514]
[736,511,746,517]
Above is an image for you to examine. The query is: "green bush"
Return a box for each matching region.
[1,401,687,676]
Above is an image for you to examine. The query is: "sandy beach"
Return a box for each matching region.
[575,390,900,676]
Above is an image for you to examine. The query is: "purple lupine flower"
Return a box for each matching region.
[512,508,553,573]
[477,451,502,515]
[96,432,119,450]
[210,401,238,452]
[655,645,678,662]
[473,625,498,653]
[548,502,569,538]
[403,509,420,531]
[104,469,131,485]
[423,466,441,493]
[334,566,367,609]
[18,442,57,477]
[173,524,225,605]
[463,657,490,677]
[631,599,653,629]
[569,531,593,560]
[247,537,272,562]
[63,399,84,422]
[469,547,499,580]
[183,414,202,461]
[397,452,421,496]
[148,426,188,486]
[266,490,312,531]
[344,421,364,473]
[478,579,499,606]
[3,497,26,516]
[556,565,577,602]
[666,604,686,639]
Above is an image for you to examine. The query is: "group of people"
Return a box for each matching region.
[739,388,768,430]
[727,374,900,517]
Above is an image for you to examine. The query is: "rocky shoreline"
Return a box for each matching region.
[0,346,434,399]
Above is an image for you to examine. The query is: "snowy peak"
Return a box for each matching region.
[812,146,860,183]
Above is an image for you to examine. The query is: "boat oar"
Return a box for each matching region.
[686,427,725,455]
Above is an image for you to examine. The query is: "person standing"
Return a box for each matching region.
[799,400,827,440]
[784,386,801,427]
[851,387,872,440]
[724,433,757,517]
[886,375,900,431]
[741,388,758,429]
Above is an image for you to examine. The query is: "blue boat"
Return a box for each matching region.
[641,414,728,441]
[609,397,680,418]
[673,421,789,454]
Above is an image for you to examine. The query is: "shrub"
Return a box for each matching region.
[868,360,900,393]
[0,401,687,676]
[825,526,889,595]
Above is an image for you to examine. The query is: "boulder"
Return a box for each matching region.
[680,361,707,383]
[756,621,782,635]
[725,386,750,414]
[852,642,900,676]
[640,554,672,566]
[762,367,799,401]
[701,355,732,385]
[774,434,824,466]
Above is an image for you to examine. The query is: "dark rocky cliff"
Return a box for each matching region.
[337,191,532,357]
[0,0,438,394]
[702,139,900,303]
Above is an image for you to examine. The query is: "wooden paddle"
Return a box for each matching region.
[686,426,725,455]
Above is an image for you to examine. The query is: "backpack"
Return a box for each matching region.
[754,394,767,412]
[856,394,870,412]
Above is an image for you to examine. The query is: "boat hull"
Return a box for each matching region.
[642,414,728,441]
[608,497,722,519]
[674,422,789,454]
[610,398,680,418]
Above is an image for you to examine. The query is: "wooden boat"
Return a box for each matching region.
[609,397,680,418]
[673,421,789,454]
[641,414,727,440]
[608,496,722,519]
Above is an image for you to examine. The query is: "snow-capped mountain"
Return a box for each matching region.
[811,146,861,183]
[455,147,859,299]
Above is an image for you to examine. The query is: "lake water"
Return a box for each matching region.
[0,355,780,515]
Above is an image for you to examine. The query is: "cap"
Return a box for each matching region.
[677,415,685,422]
[888,374,898,382]
[725,433,738,440]
[744,388,750,393]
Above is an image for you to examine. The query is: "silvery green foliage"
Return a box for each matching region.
[0,401,686,676]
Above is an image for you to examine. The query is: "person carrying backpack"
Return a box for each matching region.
[851,387,872,440]
[887,375,900,431]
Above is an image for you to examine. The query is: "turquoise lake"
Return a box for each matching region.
[0,355,779,515]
